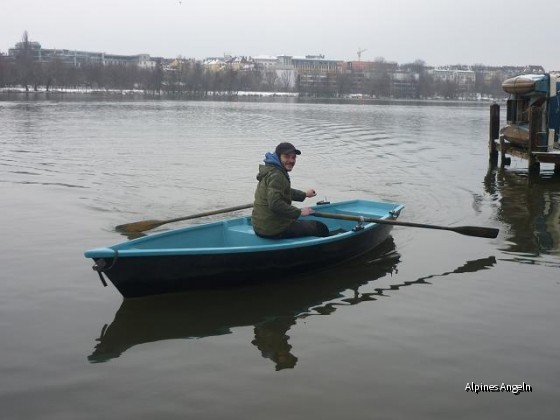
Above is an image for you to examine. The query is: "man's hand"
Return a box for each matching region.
[306,189,317,198]
[300,207,315,216]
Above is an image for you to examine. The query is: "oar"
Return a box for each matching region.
[115,203,254,233]
[313,211,499,239]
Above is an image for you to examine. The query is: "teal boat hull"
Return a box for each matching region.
[85,199,404,297]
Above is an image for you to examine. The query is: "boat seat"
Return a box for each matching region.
[225,220,351,247]
[225,224,260,247]
[227,224,256,235]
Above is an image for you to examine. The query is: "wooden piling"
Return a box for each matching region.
[528,106,541,174]
[499,134,507,167]
[489,103,500,163]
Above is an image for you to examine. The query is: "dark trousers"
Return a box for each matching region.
[257,220,330,239]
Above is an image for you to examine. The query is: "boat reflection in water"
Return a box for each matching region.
[484,165,560,259]
[88,238,496,370]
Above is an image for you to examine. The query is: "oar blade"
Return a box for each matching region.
[115,219,165,233]
[452,226,499,239]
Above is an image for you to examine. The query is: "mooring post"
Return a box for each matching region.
[489,103,500,163]
[499,134,508,167]
[528,106,541,174]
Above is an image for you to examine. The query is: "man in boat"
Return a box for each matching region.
[252,142,329,239]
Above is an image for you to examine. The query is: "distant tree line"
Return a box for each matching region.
[0,33,519,99]
[0,57,508,99]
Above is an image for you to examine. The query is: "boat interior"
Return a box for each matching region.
[123,215,373,250]
[119,200,401,251]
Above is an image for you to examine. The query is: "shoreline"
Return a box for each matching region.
[0,87,504,104]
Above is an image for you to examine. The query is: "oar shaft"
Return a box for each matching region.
[166,203,254,224]
[116,203,254,233]
[312,211,499,239]
[313,211,430,227]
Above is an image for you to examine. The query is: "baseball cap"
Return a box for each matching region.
[275,142,301,156]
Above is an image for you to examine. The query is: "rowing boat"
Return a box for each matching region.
[84,199,404,297]
[88,238,400,364]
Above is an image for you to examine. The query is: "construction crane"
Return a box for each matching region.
[357,48,367,61]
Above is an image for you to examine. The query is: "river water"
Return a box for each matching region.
[1,96,558,419]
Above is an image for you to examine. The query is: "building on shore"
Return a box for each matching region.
[0,35,550,98]
[7,40,156,69]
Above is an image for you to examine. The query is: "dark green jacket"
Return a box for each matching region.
[252,163,306,236]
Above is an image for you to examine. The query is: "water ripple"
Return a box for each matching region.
[1,99,557,258]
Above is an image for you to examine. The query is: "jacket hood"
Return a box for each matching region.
[256,152,288,181]
[263,152,283,168]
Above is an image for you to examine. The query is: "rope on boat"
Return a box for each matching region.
[92,250,119,287]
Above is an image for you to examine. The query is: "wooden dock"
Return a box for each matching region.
[489,103,560,174]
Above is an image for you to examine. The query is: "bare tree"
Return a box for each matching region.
[15,31,36,91]
[145,59,163,95]
[336,72,352,96]
[278,70,294,92]
[0,57,16,87]
[263,70,278,91]
[44,58,65,91]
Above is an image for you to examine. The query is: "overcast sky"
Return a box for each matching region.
[2,0,559,71]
